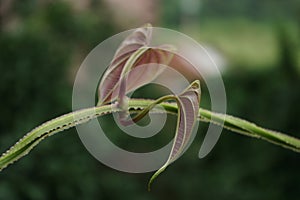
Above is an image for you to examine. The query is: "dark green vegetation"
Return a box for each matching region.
[0,0,299,199]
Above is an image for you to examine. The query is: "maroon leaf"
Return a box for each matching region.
[129,80,201,190]
[98,24,152,105]
[98,24,174,106]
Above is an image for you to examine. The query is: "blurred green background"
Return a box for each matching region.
[0,0,300,199]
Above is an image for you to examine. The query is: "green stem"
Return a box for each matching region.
[1,98,300,172]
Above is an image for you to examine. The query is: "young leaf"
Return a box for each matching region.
[98,24,152,105]
[130,80,201,190]
[98,24,176,106]
[148,80,200,190]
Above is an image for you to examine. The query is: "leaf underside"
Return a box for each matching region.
[146,80,200,190]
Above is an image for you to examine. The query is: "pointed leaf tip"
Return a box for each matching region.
[146,81,201,188]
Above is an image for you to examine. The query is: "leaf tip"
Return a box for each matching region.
[147,174,157,191]
[147,181,152,192]
[147,166,167,191]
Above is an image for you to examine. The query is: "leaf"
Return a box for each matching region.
[148,80,200,190]
[98,24,151,105]
[98,24,174,105]
[129,81,201,190]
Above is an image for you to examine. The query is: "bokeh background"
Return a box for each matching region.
[0,0,300,199]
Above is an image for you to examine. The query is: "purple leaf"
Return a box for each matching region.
[98,24,152,105]
[148,80,201,190]
[97,24,200,106]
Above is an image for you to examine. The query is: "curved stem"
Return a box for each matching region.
[1,98,300,172]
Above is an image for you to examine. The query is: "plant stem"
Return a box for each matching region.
[1,98,300,172]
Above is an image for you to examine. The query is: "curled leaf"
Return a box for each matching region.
[98,24,151,105]
[97,24,202,107]
[147,80,200,190]
[129,80,201,190]
[98,24,176,106]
